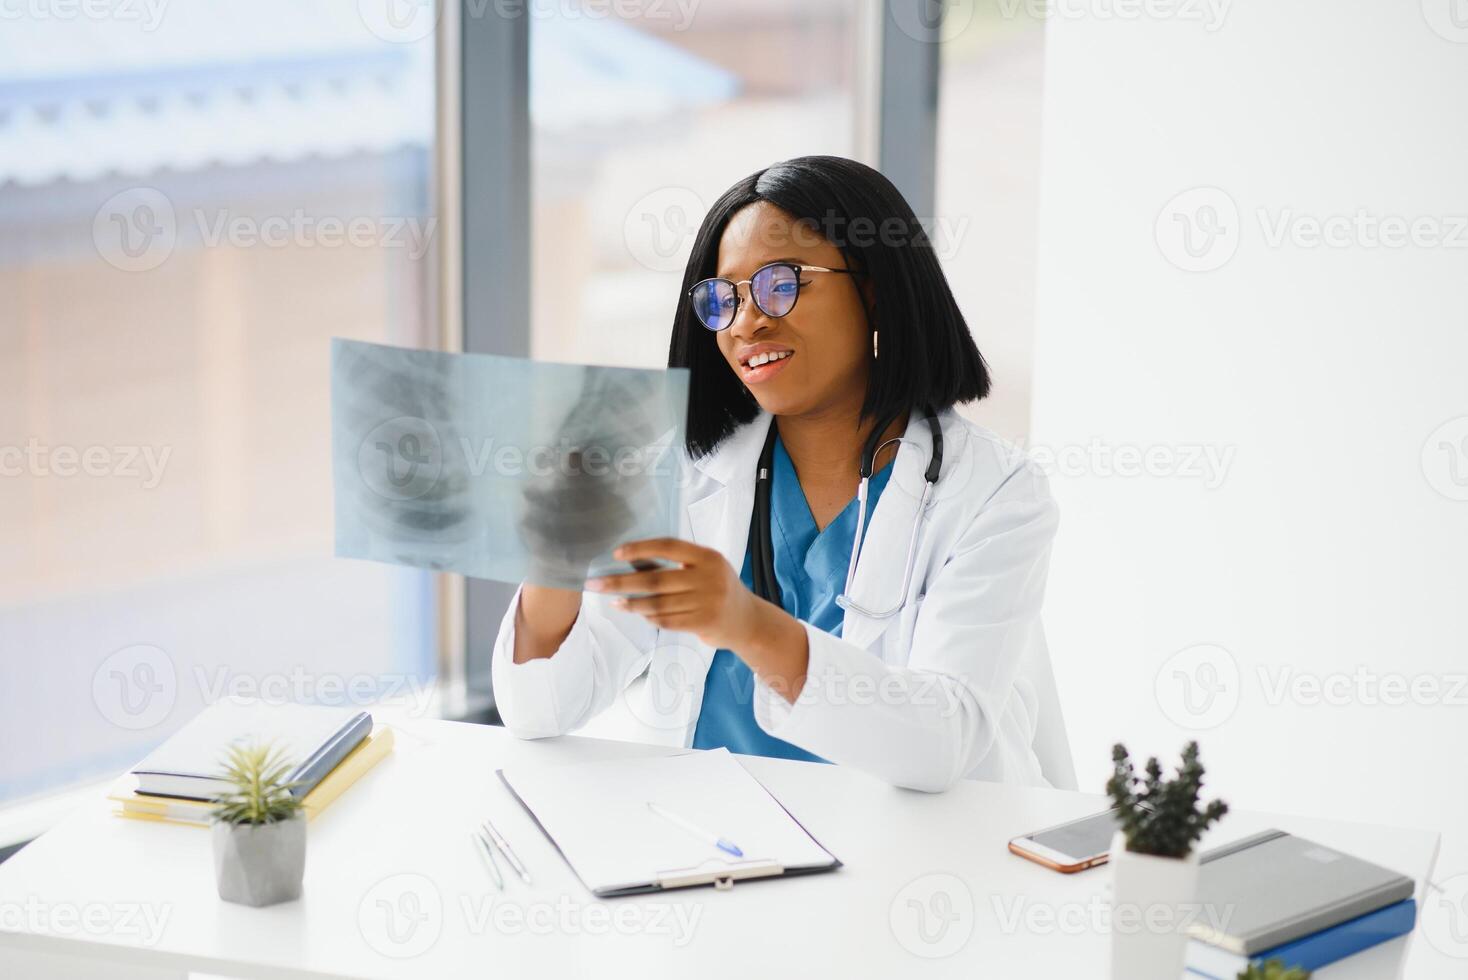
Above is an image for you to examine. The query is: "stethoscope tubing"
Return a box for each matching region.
[751,408,943,620]
[836,446,935,619]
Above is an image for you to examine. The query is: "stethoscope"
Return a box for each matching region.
[748,407,944,619]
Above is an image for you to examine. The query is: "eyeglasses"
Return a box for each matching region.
[687,262,858,332]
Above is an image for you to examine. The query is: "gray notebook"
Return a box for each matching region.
[131,701,371,801]
[1187,830,1414,954]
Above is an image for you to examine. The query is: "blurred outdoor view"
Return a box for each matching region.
[0,0,1045,802]
[536,0,1045,442]
[0,4,439,802]
[530,0,859,368]
[936,2,1045,443]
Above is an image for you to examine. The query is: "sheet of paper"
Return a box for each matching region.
[331,338,689,589]
[500,748,837,894]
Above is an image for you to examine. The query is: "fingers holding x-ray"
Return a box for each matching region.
[332,339,689,588]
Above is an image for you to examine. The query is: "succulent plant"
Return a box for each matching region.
[1237,957,1311,979]
[1105,740,1228,858]
[211,743,303,826]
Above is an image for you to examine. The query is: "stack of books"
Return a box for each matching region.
[108,701,394,828]
[1185,830,1417,977]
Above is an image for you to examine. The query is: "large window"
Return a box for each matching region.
[2,0,973,790]
[935,1,1046,443]
[530,0,865,368]
[0,5,440,803]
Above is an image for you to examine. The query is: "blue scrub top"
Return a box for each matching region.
[691,429,895,762]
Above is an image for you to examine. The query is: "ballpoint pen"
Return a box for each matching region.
[482,818,532,885]
[471,830,504,890]
[647,802,744,858]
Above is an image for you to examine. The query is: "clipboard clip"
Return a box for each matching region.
[654,856,785,891]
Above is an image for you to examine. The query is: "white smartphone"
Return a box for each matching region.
[1008,808,1122,873]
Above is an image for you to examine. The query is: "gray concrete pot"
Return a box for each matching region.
[212,815,306,907]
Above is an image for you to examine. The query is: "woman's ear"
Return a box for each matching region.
[860,276,877,315]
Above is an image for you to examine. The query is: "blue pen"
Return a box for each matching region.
[647,802,744,858]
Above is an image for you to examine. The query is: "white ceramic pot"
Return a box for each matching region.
[1107,830,1199,980]
[212,814,307,907]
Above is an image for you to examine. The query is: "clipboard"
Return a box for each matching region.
[498,748,841,897]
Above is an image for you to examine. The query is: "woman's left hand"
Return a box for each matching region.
[586,538,760,651]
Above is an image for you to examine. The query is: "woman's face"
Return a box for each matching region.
[712,201,872,418]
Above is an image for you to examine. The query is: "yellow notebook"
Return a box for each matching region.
[109,725,395,827]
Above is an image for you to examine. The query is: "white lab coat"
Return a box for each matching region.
[491,406,1059,793]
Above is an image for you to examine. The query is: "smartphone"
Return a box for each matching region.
[1008,808,1122,873]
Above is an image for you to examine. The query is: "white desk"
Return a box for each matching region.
[0,720,1448,979]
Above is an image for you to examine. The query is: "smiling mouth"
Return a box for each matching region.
[739,350,794,383]
[740,349,792,369]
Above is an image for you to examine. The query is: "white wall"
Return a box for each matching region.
[1031,0,1467,847]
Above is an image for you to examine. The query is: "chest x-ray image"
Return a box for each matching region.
[332,339,689,589]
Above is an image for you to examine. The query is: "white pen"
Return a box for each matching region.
[647,802,744,858]
[471,830,504,889]
[482,818,531,885]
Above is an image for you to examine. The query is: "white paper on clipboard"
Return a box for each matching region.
[499,748,838,896]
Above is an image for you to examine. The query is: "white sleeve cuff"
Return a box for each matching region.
[750,620,830,742]
[490,586,597,738]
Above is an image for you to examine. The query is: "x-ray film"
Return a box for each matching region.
[332,339,689,589]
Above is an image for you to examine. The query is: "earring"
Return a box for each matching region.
[872,330,879,360]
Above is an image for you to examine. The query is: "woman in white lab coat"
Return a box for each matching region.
[493,155,1058,792]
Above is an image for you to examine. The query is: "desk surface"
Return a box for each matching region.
[0,720,1450,979]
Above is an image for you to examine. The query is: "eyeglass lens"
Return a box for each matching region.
[690,264,801,331]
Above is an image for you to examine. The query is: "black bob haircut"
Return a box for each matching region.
[667,154,990,459]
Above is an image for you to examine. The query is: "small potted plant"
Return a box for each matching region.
[210,743,306,907]
[1105,740,1228,980]
[1237,959,1311,979]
